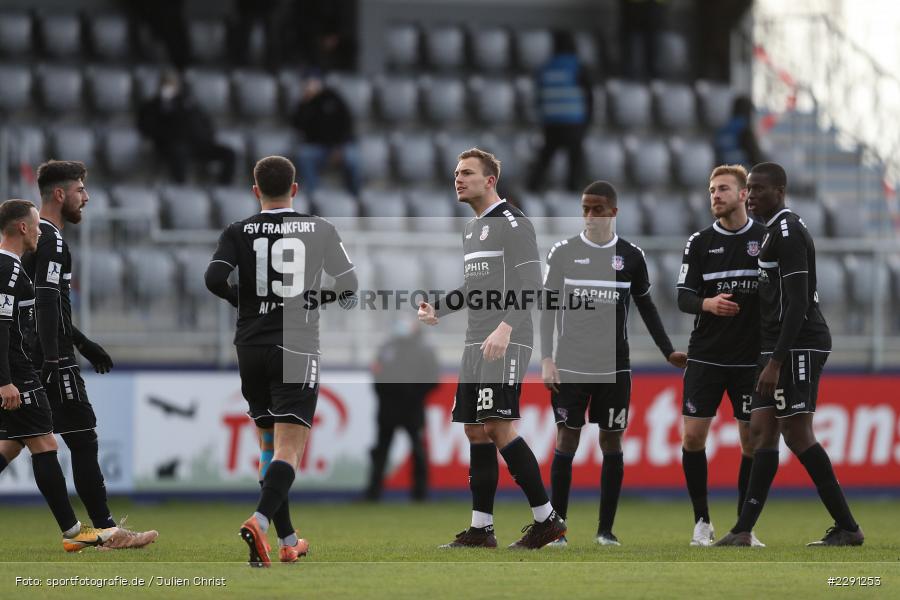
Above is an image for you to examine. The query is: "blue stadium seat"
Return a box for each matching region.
[212,187,257,227]
[373,249,423,292]
[469,76,515,125]
[386,24,420,70]
[310,189,359,218]
[515,75,538,125]
[359,189,408,231]
[359,133,390,185]
[375,75,418,123]
[133,64,162,102]
[642,192,692,236]
[89,13,129,60]
[625,136,671,188]
[390,133,437,182]
[159,185,213,230]
[110,185,160,238]
[653,81,697,130]
[670,137,714,188]
[86,66,133,114]
[470,27,511,72]
[434,131,482,175]
[574,31,601,73]
[814,255,846,307]
[38,13,82,58]
[0,12,32,57]
[13,125,46,167]
[787,197,827,238]
[695,80,734,129]
[584,136,626,184]
[124,248,177,304]
[50,126,96,164]
[420,76,467,124]
[184,68,231,116]
[37,64,83,113]
[0,63,32,113]
[174,248,213,302]
[189,19,226,64]
[326,73,374,121]
[823,196,864,237]
[249,129,295,161]
[85,247,124,306]
[407,189,456,232]
[100,126,145,176]
[278,69,304,113]
[232,70,278,120]
[425,25,465,71]
[514,29,552,72]
[612,192,644,236]
[657,32,690,80]
[607,80,652,130]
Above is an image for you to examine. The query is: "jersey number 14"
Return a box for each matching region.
[253,237,306,298]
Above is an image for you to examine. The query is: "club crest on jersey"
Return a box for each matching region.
[612,255,624,271]
[46,261,62,284]
[479,225,490,241]
[746,241,760,257]
[556,407,568,420]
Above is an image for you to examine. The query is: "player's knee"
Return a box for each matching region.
[61,430,98,453]
[464,424,491,444]
[555,427,580,454]
[681,430,707,452]
[599,432,623,454]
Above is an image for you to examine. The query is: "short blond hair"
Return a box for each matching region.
[457,148,501,181]
[709,164,748,188]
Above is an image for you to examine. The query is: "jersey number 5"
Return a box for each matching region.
[253,237,306,298]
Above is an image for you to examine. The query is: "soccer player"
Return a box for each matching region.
[19,160,157,549]
[418,148,566,550]
[541,181,687,546]
[715,162,863,546]
[205,155,358,567]
[676,165,766,547]
[0,199,117,551]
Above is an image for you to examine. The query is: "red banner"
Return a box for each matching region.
[385,375,900,490]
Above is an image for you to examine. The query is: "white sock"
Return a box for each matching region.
[253,512,269,532]
[63,521,82,538]
[281,533,298,547]
[471,511,493,529]
[532,502,553,523]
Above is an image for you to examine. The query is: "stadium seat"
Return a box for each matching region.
[591,84,608,129]
[823,197,865,237]
[814,255,846,307]
[390,132,437,182]
[310,189,359,219]
[642,193,692,236]
[544,190,583,235]
[88,14,130,60]
[407,189,456,232]
[787,197,826,238]
[659,252,685,293]
[50,126,96,164]
[0,63,32,113]
[215,128,247,174]
[514,29,552,72]
[515,76,538,125]
[584,136,626,184]
[13,125,46,167]
[359,189,408,231]
[110,184,160,221]
[420,76,467,125]
[124,248,177,304]
[174,249,212,302]
[85,247,124,306]
[0,12,32,56]
[232,70,278,120]
[844,254,886,307]
[670,137,714,188]
[435,131,483,175]
[100,126,145,176]
[189,19,227,63]
[607,80,652,130]
[470,27,511,72]
[425,25,465,71]
[159,185,213,230]
[375,75,418,123]
[625,136,671,188]
[359,133,390,184]
[687,194,714,231]
[613,192,644,236]
[386,24,420,70]
[517,192,548,227]
[212,187,257,227]
[326,73,374,122]
[278,69,304,113]
[86,66,133,114]
[695,80,735,129]
[652,81,697,130]
[249,129,296,162]
[469,76,516,125]
[422,250,463,293]
[372,249,423,293]
[657,32,690,80]
[37,64,83,113]
[84,185,111,213]
[574,31,601,73]
[133,64,162,102]
[184,68,231,116]
[888,256,900,329]
[38,13,82,58]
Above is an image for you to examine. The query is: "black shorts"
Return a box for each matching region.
[552,370,631,431]
[452,343,531,424]
[682,360,754,422]
[46,365,97,435]
[751,350,828,418]
[237,345,319,428]
[0,386,53,440]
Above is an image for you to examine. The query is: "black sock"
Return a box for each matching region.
[682,448,709,523]
[256,460,295,520]
[259,480,295,538]
[499,437,550,509]
[599,452,624,533]
[64,432,116,529]
[550,450,575,520]
[737,454,753,518]
[469,443,498,515]
[32,451,78,533]
[797,443,858,532]
[733,449,779,533]
[0,453,7,475]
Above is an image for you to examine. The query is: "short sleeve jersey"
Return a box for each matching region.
[543,233,651,373]
[21,219,76,366]
[209,208,355,352]
[676,219,766,364]
[461,201,541,346]
[0,250,38,384]
[757,208,831,352]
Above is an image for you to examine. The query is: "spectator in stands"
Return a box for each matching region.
[694,0,752,82]
[365,319,439,502]
[291,0,358,71]
[620,0,668,79]
[291,72,362,197]
[714,95,765,170]
[227,0,292,71]
[125,1,190,69]
[527,31,593,192]
[136,71,235,185]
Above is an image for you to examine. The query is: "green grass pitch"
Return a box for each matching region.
[0,497,897,598]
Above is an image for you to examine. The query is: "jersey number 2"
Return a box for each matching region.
[253,237,306,298]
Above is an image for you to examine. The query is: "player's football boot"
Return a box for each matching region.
[62,524,117,552]
[240,516,271,567]
[280,536,310,563]
[806,526,864,547]
[750,531,766,547]
[690,519,715,546]
[596,531,621,546]
[439,525,497,548]
[508,511,567,550]
[97,516,159,550]
[546,535,568,547]
[713,530,752,546]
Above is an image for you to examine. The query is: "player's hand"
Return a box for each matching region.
[667,351,688,369]
[417,302,438,326]
[541,357,560,392]
[755,358,781,399]
[0,383,21,410]
[40,360,60,387]
[77,338,113,374]
[481,322,511,362]
[702,293,740,317]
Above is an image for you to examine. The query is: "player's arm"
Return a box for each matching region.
[675,232,739,317]
[633,253,685,368]
[322,223,358,306]
[0,277,21,410]
[70,325,113,374]
[32,236,62,369]
[540,245,564,391]
[205,226,239,307]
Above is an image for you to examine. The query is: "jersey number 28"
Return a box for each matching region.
[253,237,306,298]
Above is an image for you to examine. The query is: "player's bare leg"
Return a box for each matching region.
[596,429,623,546]
[548,424,581,547]
[441,424,498,548]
